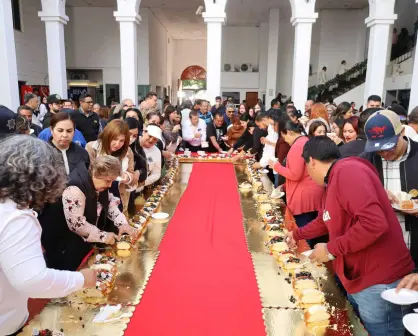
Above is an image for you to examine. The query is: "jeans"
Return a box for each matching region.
[293,211,329,248]
[348,280,410,336]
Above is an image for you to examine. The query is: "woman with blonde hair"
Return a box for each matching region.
[86,119,137,213]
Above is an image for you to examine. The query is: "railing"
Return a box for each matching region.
[386,49,414,77]
[308,60,368,100]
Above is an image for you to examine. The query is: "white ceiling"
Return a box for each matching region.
[66,0,369,39]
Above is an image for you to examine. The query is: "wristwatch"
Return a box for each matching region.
[325,244,335,261]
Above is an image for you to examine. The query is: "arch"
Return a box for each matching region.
[180,65,207,80]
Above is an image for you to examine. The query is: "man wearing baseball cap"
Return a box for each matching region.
[42,94,63,129]
[361,110,418,266]
[137,124,162,191]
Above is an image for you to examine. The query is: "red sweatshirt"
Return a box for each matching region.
[293,157,414,294]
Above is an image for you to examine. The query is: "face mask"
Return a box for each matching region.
[130,137,136,145]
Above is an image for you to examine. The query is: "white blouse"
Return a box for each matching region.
[0,199,84,335]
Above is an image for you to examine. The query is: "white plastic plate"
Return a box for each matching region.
[381,288,418,305]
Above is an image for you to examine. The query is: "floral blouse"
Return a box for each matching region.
[62,186,128,243]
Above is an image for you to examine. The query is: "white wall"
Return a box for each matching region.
[334,83,365,107]
[148,10,170,92]
[222,26,260,68]
[316,9,368,78]
[171,38,207,100]
[14,1,48,85]
[65,7,150,88]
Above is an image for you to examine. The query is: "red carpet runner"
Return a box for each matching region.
[125,163,265,336]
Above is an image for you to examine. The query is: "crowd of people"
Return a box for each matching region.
[1,89,418,335]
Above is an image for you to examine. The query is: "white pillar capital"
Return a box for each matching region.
[116,0,141,13]
[113,12,141,24]
[202,12,226,24]
[365,16,397,27]
[291,15,318,26]
[38,13,69,24]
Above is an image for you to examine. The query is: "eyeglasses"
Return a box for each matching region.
[124,104,136,108]
[83,100,94,105]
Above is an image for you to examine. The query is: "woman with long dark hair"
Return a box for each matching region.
[270,119,326,247]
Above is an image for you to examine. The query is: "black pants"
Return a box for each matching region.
[185,144,201,152]
[293,211,329,248]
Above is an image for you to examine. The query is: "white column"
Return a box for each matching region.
[266,9,280,107]
[203,14,226,104]
[363,19,396,105]
[291,17,317,111]
[114,12,140,103]
[38,13,69,98]
[0,0,19,110]
[409,1,418,113]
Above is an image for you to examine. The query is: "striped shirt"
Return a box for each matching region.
[382,138,411,248]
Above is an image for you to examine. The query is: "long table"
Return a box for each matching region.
[19,162,366,336]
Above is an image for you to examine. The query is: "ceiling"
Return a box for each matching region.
[66,0,369,39]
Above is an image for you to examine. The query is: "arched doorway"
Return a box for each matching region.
[178,65,207,104]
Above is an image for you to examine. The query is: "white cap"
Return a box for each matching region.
[145,124,162,140]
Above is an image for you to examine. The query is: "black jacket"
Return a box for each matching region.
[233,129,253,151]
[361,138,418,266]
[250,127,268,161]
[31,123,42,137]
[339,138,366,158]
[39,163,116,271]
[130,141,147,183]
[48,138,90,172]
[42,112,54,129]
[70,109,100,143]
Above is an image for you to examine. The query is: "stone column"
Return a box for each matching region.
[363,0,397,104]
[291,16,317,110]
[39,0,69,98]
[289,0,318,110]
[203,0,227,105]
[408,1,418,113]
[114,0,141,103]
[266,9,280,107]
[0,0,19,110]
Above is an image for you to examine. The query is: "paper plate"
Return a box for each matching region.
[392,202,418,211]
[271,191,285,199]
[403,314,418,335]
[381,288,418,305]
[151,212,169,220]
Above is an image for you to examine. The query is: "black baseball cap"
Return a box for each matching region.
[47,94,63,104]
[0,105,17,138]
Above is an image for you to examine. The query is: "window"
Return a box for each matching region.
[11,0,22,32]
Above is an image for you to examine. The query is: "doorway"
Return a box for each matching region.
[246,92,258,107]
